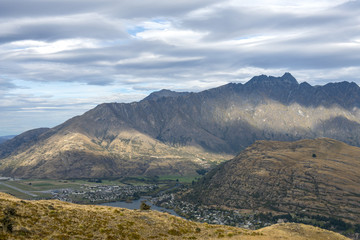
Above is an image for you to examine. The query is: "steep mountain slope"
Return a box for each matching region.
[0,193,350,240]
[0,128,229,178]
[1,73,360,178]
[183,138,360,224]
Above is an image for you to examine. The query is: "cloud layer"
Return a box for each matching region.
[1,0,360,135]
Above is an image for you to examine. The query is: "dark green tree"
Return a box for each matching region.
[140,201,151,210]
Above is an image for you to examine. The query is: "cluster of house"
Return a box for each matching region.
[152,193,271,229]
[50,184,157,203]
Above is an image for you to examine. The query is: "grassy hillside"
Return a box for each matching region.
[183,138,360,224]
[0,192,349,240]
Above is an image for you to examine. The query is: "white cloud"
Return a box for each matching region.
[137,28,206,44]
[116,52,203,65]
[228,0,350,12]
[140,20,172,30]
[134,19,207,46]
[6,39,99,54]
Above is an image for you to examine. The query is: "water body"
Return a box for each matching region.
[99,197,181,218]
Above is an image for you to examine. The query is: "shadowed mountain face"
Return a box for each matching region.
[182,138,360,224]
[1,73,360,178]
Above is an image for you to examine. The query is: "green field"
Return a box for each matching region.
[0,179,85,200]
[0,175,197,200]
[157,175,199,183]
[0,183,33,199]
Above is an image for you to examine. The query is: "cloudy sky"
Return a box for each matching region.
[1,0,360,136]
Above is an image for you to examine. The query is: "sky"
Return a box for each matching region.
[1,0,360,136]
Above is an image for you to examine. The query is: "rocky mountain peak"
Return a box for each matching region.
[281,72,298,84]
[143,89,190,101]
[245,72,299,88]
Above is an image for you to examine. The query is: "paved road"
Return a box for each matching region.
[0,181,37,197]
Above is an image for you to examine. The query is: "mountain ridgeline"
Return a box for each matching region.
[1,73,360,178]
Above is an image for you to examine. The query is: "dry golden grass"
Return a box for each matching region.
[0,193,349,240]
[185,138,360,223]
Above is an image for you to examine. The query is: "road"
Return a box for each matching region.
[0,181,37,197]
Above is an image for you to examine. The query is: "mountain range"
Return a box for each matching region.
[1,73,360,178]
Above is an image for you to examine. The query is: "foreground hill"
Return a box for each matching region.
[1,73,360,178]
[0,193,349,240]
[183,138,360,225]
